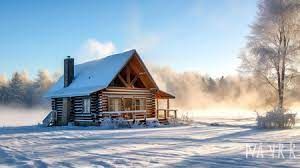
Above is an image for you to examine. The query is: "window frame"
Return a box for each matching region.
[107,97,147,112]
[83,98,91,113]
[108,97,122,112]
[134,98,146,111]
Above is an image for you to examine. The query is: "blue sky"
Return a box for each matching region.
[0,0,257,78]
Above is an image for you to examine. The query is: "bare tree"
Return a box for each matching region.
[240,0,300,110]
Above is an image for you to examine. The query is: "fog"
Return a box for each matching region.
[152,66,293,111]
[0,106,48,127]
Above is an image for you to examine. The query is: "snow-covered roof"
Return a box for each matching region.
[45,49,136,98]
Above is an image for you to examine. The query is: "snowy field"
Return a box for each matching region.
[0,107,300,167]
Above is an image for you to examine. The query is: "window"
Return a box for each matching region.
[123,98,133,111]
[135,98,146,110]
[108,97,146,111]
[109,98,122,111]
[83,98,90,113]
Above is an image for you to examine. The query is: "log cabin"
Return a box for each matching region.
[45,49,176,126]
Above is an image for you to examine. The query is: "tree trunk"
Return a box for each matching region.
[279,57,286,111]
[279,28,287,112]
[278,89,284,110]
[276,64,283,110]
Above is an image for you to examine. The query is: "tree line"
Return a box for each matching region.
[0,70,54,107]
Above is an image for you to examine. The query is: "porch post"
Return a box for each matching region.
[62,97,71,126]
[156,99,159,118]
[167,99,170,118]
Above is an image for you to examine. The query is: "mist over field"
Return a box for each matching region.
[0,106,48,127]
[151,66,300,111]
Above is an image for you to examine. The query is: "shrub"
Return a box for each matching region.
[168,112,193,126]
[100,117,130,129]
[146,119,160,127]
[100,118,161,129]
[256,108,296,129]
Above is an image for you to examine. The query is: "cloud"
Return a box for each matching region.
[77,39,116,63]
[76,35,161,65]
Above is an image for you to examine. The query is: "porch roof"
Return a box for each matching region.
[155,90,175,99]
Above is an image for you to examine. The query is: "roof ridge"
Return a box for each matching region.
[76,49,136,66]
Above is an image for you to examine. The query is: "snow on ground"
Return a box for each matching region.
[0,108,300,167]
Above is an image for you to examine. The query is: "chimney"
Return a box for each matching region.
[60,56,74,126]
[64,56,74,87]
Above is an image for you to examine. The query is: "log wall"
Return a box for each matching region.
[72,94,99,122]
[51,87,156,125]
[51,98,63,124]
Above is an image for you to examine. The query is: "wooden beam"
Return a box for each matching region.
[167,99,170,118]
[118,74,129,87]
[128,61,148,88]
[126,67,131,84]
[167,99,170,109]
[130,74,139,87]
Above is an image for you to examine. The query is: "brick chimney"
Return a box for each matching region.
[61,56,74,126]
[64,56,74,87]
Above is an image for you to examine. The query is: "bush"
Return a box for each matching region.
[100,117,130,129]
[168,112,193,126]
[146,119,160,127]
[256,108,296,129]
[99,118,161,129]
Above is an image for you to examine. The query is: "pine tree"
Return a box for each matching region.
[8,72,30,105]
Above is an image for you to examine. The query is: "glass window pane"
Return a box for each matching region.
[140,99,145,110]
[83,98,90,113]
[124,98,133,111]
[109,98,122,111]
[135,98,145,111]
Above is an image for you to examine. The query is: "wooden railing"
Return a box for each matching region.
[100,110,147,120]
[157,109,177,119]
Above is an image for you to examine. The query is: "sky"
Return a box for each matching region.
[0,0,258,79]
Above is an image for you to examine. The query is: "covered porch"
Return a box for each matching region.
[155,90,177,121]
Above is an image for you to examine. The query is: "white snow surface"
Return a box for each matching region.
[45,49,135,98]
[1,108,300,167]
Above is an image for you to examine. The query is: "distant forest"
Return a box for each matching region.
[0,70,55,107]
[0,68,299,109]
[151,67,300,110]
